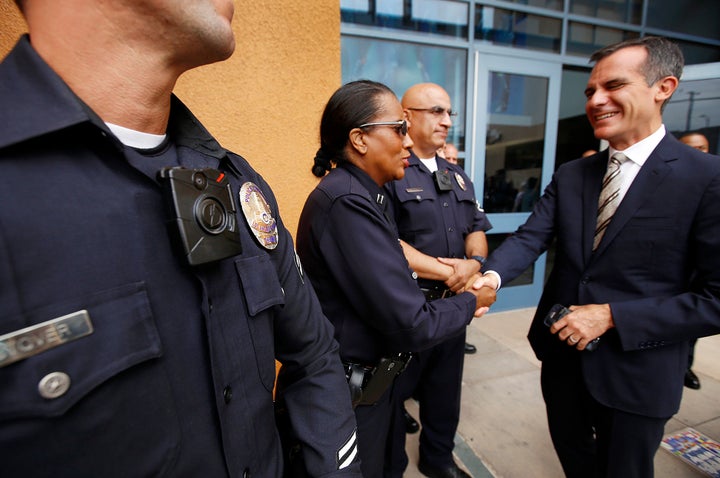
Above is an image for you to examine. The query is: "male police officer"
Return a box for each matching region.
[384,83,492,478]
[0,1,360,476]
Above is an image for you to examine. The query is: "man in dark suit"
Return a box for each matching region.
[479,36,720,477]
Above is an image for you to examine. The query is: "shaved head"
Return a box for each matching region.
[401,83,449,109]
[402,83,453,158]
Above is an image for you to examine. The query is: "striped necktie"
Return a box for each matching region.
[593,152,627,251]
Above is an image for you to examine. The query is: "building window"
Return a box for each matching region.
[474,6,562,53]
[486,233,534,287]
[502,0,563,12]
[483,72,548,214]
[569,0,642,24]
[666,78,720,141]
[673,39,720,64]
[646,0,720,41]
[566,22,639,57]
[341,0,469,39]
[342,36,468,149]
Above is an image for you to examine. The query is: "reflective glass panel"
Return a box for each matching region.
[501,0,563,11]
[556,67,596,169]
[483,72,548,213]
[474,6,561,53]
[665,78,720,156]
[570,0,642,24]
[647,0,720,41]
[486,233,534,286]
[566,22,639,57]
[673,39,720,65]
[341,0,469,39]
[342,36,468,149]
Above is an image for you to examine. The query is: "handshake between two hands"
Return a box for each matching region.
[434,256,500,318]
[459,273,499,318]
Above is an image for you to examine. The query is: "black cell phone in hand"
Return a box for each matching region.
[544,304,600,352]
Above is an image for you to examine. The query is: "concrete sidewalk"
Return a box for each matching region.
[401,307,720,477]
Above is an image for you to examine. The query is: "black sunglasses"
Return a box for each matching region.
[406,106,458,117]
[357,120,408,136]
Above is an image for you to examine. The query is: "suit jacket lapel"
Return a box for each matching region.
[591,138,676,258]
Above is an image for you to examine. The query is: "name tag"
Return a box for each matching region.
[0,310,94,368]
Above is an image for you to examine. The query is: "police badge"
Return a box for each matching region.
[454,172,467,191]
[239,182,279,250]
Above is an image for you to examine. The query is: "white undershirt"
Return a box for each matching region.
[106,122,167,149]
[419,156,438,173]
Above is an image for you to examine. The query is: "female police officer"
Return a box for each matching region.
[296,80,495,478]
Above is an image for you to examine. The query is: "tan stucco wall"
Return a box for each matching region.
[0,0,340,238]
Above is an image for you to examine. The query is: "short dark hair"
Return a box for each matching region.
[590,36,684,87]
[312,80,395,177]
[679,131,707,139]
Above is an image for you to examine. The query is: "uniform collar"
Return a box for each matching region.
[407,150,453,173]
[338,162,389,212]
[0,35,95,149]
[407,151,423,168]
[0,35,233,173]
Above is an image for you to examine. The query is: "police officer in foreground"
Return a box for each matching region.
[0,1,361,476]
[384,83,492,478]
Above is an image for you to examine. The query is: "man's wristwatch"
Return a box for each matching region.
[471,255,487,267]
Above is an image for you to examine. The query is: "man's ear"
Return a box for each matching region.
[656,75,679,103]
[349,128,368,155]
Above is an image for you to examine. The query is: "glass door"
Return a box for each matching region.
[469,53,562,311]
[664,62,720,156]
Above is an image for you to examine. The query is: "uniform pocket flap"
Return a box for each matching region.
[235,255,285,316]
[0,282,162,420]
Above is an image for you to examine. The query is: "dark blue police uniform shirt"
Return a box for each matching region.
[384,153,491,267]
[0,36,360,478]
[296,163,477,365]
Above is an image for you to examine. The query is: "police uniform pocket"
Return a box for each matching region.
[235,255,286,391]
[0,281,180,477]
[395,187,437,235]
[395,186,435,204]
